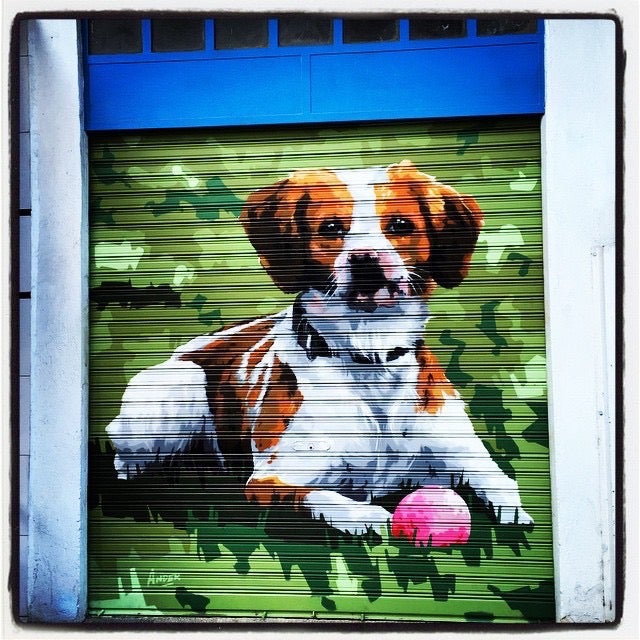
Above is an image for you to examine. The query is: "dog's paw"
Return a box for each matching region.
[495,505,534,527]
[304,490,391,536]
[331,504,392,537]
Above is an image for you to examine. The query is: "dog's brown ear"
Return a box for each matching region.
[389,161,483,289]
[424,181,484,288]
[240,177,309,293]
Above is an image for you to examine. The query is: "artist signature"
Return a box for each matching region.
[146,569,181,586]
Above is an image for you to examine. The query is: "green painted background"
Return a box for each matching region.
[88,117,554,622]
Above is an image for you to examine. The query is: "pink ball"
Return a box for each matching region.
[391,486,471,548]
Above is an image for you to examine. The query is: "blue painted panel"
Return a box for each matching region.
[310,44,544,119]
[84,19,544,130]
[87,56,304,130]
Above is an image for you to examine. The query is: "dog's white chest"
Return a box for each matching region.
[292,348,417,428]
[252,345,426,492]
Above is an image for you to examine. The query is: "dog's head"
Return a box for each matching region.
[241,160,483,312]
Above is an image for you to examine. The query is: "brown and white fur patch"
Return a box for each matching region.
[107,161,533,535]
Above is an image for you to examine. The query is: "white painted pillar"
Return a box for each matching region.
[27,19,87,622]
[542,19,617,623]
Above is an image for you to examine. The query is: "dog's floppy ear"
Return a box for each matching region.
[424,180,484,288]
[240,176,309,293]
[390,160,484,289]
[241,169,352,293]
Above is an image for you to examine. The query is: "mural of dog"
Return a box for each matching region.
[106,160,534,536]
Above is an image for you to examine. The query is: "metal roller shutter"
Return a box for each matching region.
[88,117,553,622]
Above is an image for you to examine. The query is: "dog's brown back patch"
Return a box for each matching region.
[251,357,303,453]
[415,344,456,414]
[181,316,277,479]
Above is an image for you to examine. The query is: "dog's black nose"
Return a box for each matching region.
[349,251,378,266]
[348,251,386,294]
[349,252,381,280]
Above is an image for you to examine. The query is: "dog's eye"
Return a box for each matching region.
[386,217,416,236]
[318,218,346,239]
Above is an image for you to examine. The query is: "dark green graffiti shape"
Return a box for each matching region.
[384,548,456,602]
[186,296,223,327]
[92,147,132,188]
[264,537,335,603]
[175,587,210,615]
[196,537,222,563]
[487,580,555,622]
[469,385,519,477]
[91,196,116,225]
[456,131,480,155]
[429,571,457,602]
[459,507,495,567]
[523,401,549,448]
[464,610,496,622]
[196,515,264,575]
[384,548,428,593]
[469,385,513,437]
[493,519,533,557]
[197,309,223,327]
[507,252,533,276]
[342,544,382,602]
[440,329,473,387]
[91,437,226,529]
[91,280,181,311]
[202,176,246,219]
[193,502,338,605]
[187,294,207,311]
[476,301,508,355]
[145,176,244,220]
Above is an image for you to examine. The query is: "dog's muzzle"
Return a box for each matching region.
[345,251,403,313]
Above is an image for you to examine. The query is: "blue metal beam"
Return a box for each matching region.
[84,18,544,130]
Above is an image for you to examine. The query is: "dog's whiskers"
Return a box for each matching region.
[406,269,429,296]
[322,275,339,300]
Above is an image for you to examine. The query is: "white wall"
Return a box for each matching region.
[16,15,622,627]
[17,19,32,621]
[26,19,88,623]
[542,19,617,623]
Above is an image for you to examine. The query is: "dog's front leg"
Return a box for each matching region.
[302,490,392,536]
[439,449,534,526]
[245,476,391,536]
[409,403,534,526]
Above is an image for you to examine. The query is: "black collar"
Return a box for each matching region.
[292,297,415,365]
[291,297,332,360]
